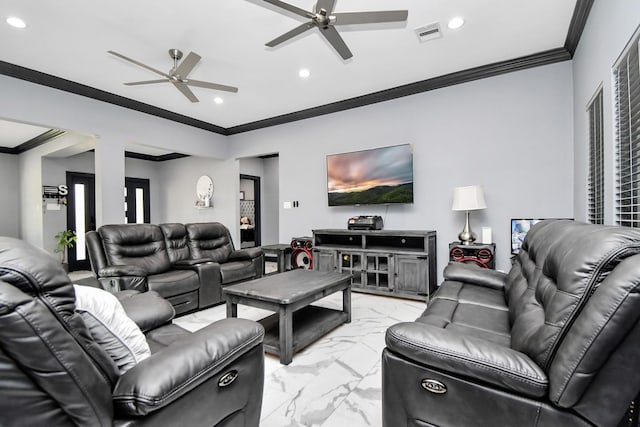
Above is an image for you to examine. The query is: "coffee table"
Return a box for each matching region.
[222,269,352,365]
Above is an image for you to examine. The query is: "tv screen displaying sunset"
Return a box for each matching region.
[327,144,414,206]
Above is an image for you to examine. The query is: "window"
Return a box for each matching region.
[614,29,640,227]
[587,88,604,224]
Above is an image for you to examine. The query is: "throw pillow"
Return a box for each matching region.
[73,284,151,374]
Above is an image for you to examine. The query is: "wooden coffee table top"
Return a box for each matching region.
[223,269,351,305]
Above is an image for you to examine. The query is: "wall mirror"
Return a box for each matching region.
[196,175,214,207]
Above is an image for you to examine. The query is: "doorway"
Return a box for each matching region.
[66,172,96,271]
[240,174,261,248]
[66,172,151,271]
[125,177,151,224]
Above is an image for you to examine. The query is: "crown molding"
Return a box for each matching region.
[0,1,591,139]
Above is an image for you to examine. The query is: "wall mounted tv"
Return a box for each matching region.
[327,144,414,206]
[511,218,573,255]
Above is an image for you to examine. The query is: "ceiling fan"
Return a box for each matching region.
[263,0,408,60]
[107,49,238,103]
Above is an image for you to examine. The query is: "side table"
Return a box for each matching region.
[448,242,496,269]
[261,243,292,274]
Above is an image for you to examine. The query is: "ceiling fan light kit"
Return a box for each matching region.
[263,0,408,60]
[108,49,238,103]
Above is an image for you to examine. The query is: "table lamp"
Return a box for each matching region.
[452,185,487,245]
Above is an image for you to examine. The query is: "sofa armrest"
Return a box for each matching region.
[116,290,175,333]
[443,262,507,290]
[173,258,214,267]
[385,322,548,398]
[98,265,148,277]
[97,265,148,293]
[113,318,264,416]
[229,247,263,261]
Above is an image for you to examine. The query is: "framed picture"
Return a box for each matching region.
[239,191,245,200]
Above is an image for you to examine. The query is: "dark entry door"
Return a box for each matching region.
[125,177,151,224]
[66,172,96,271]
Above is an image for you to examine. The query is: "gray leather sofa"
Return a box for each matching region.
[383,220,640,427]
[86,222,264,315]
[0,236,265,426]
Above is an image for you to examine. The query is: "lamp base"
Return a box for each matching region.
[458,210,477,245]
[458,230,477,245]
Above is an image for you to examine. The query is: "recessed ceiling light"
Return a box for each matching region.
[213,97,224,104]
[447,17,465,30]
[6,16,26,29]
[298,68,310,78]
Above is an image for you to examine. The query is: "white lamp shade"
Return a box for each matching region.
[452,185,487,211]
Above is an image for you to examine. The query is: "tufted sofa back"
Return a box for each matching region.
[506,220,640,416]
[99,224,171,275]
[159,223,191,263]
[185,222,234,263]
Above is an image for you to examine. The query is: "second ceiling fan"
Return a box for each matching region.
[264,0,408,60]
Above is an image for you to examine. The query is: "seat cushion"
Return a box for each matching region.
[145,324,191,354]
[147,270,199,298]
[220,261,256,284]
[417,281,511,347]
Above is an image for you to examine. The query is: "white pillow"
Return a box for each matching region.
[73,284,151,374]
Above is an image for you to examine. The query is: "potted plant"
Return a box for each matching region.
[54,230,77,272]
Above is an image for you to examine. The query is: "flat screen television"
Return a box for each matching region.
[511,219,543,255]
[511,218,573,255]
[327,144,414,206]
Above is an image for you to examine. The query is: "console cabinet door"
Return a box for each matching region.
[395,255,428,298]
[339,251,364,289]
[314,249,337,271]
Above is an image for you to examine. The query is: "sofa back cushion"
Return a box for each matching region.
[159,223,191,264]
[99,224,171,275]
[507,221,640,375]
[186,222,233,263]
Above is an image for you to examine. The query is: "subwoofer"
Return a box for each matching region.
[291,237,313,269]
[449,243,495,269]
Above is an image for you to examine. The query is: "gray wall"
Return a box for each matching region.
[571,0,640,224]
[229,61,575,274]
[0,153,20,238]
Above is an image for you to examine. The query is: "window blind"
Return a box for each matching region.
[614,31,640,227]
[588,89,604,224]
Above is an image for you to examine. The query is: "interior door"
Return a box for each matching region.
[239,174,261,247]
[66,172,96,271]
[125,177,151,224]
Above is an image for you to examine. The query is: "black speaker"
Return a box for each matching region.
[449,243,495,269]
[291,237,313,269]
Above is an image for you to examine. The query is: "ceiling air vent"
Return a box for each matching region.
[415,22,442,42]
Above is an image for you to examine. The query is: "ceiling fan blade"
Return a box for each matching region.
[171,81,199,103]
[124,79,168,86]
[266,22,315,47]
[263,0,314,19]
[108,50,172,79]
[174,51,201,79]
[320,25,352,60]
[315,0,336,14]
[185,79,238,93]
[332,10,408,25]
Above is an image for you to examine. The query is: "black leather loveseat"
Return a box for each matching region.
[86,222,263,315]
[0,236,265,426]
[383,220,640,427]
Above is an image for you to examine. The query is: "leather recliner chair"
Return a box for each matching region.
[383,220,640,427]
[0,236,265,426]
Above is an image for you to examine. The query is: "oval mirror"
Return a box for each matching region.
[196,175,214,200]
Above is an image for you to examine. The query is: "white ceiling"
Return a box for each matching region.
[1,0,579,136]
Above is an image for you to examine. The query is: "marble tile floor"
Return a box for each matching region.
[174,290,425,427]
